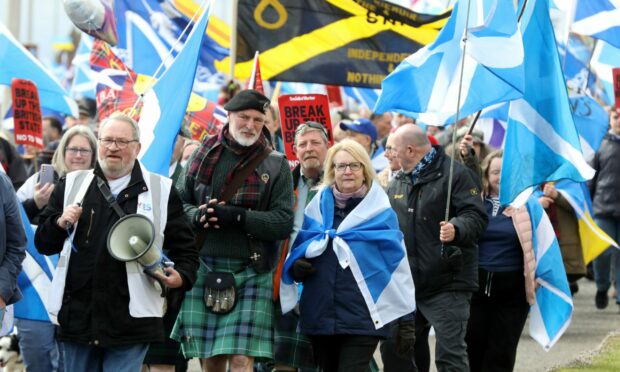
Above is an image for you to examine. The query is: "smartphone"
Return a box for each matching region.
[39,164,54,186]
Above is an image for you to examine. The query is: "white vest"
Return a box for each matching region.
[47,164,172,321]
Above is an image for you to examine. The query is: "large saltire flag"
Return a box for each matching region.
[374,0,525,125]
[554,179,618,265]
[138,0,212,175]
[70,35,97,100]
[526,196,573,350]
[220,0,450,89]
[499,0,595,206]
[280,182,416,328]
[572,0,620,49]
[0,24,78,117]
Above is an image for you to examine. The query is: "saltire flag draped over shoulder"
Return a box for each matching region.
[553,179,618,265]
[499,0,595,206]
[0,24,78,117]
[280,182,416,329]
[138,0,212,176]
[224,0,450,89]
[525,196,573,350]
[374,0,524,125]
[572,0,620,49]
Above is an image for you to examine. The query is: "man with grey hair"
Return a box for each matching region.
[385,124,487,372]
[35,112,198,371]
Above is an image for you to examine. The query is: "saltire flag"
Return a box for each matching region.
[553,179,618,264]
[138,0,212,175]
[572,0,620,49]
[223,0,450,88]
[90,40,223,140]
[569,95,609,160]
[374,0,525,125]
[70,35,97,100]
[246,51,265,94]
[0,24,78,117]
[13,205,58,322]
[499,0,595,206]
[343,86,380,111]
[280,182,416,328]
[590,40,620,106]
[525,196,573,350]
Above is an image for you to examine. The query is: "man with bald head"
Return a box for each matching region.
[385,124,487,372]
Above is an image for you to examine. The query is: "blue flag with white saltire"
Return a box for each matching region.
[526,196,573,350]
[569,95,609,160]
[70,35,97,100]
[591,40,620,106]
[0,24,78,117]
[499,0,595,206]
[137,0,212,175]
[280,182,416,329]
[572,0,620,49]
[374,0,524,125]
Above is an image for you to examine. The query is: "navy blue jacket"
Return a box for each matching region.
[0,172,26,305]
[298,196,389,338]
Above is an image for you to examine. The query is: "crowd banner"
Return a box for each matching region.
[278,94,333,168]
[11,79,44,149]
[221,0,449,88]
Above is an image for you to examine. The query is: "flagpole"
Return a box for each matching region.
[230,0,239,80]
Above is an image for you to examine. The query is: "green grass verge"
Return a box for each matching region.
[553,335,620,371]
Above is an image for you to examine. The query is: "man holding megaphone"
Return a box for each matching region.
[35,112,198,372]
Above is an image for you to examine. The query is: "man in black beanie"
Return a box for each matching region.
[172,90,294,371]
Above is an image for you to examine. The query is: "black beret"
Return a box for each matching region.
[223,89,270,114]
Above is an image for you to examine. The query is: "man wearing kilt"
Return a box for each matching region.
[172,90,295,371]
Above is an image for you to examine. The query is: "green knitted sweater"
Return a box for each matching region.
[176,147,294,258]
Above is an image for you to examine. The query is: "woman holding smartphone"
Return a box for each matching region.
[14,125,97,372]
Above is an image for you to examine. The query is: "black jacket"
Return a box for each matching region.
[589,133,620,218]
[387,148,487,299]
[35,161,198,346]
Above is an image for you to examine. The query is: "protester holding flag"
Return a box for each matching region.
[465,150,535,372]
[589,106,620,310]
[387,124,487,372]
[281,139,415,372]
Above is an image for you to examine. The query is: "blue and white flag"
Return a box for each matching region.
[572,0,620,49]
[343,87,380,111]
[138,1,212,176]
[525,196,573,350]
[14,205,58,323]
[499,0,595,206]
[374,0,524,125]
[569,95,609,160]
[280,182,416,329]
[591,40,620,105]
[69,35,97,100]
[0,24,78,117]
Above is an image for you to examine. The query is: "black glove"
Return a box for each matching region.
[395,319,416,357]
[211,204,246,228]
[292,258,316,282]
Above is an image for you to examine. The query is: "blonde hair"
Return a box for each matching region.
[322,139,376,190]
[52,125,98,176]
[481,149,503,196]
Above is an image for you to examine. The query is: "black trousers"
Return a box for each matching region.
[380,321,418,372]
[309,334,380,372]
[465,269,530,372]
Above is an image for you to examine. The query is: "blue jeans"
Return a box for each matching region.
[593,217,620,303]
[15,318,64,372]
[63,342,148,372]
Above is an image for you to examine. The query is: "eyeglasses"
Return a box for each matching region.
[334,162,363,172]
[295,121,328,137]
[65,147,92,156]
[99,138,138,149]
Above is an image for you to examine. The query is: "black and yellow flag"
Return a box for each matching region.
[215,0,450,89]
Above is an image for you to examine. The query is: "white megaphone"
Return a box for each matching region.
[107,214,171,294]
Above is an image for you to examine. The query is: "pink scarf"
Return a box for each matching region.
[332,184,368,209]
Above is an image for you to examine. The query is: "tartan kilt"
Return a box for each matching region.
[273,305,317,369]
[171,257,274,360]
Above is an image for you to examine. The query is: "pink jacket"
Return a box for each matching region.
[503,206,537,305]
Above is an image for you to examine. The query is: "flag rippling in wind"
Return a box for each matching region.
[138,0,212,175]
[0,24,77,117]
[499,0,595,206]
[572,0,620,49]
[374,0,524,125]
[280,182,415,328]
[526,196,573,350]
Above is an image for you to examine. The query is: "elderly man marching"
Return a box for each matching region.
[172,90,295,372]
[35,112,199,371]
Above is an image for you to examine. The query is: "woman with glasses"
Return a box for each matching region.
[281,139,416,372]
[13,125,97,372]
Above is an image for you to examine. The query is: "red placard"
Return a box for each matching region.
[11,79,44,149]
[613,68,620,108]
[278,94,333,168]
